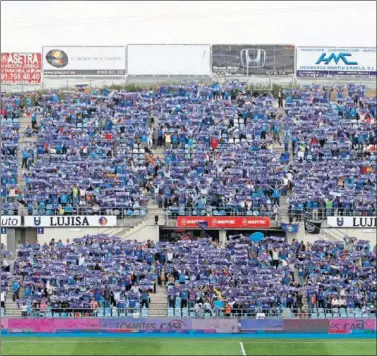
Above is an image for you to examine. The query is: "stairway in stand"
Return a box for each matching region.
[4,261,23,317]
[17,114,38,188]
[148,285,168,318]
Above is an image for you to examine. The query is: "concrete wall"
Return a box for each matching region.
[19,223,160,245]
[125,224,160,242]
[288,223,376,246]
[34,227,112,244]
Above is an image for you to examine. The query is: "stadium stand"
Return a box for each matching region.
[1,82,376,219]
[1,235,376,319]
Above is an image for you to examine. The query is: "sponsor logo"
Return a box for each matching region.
[316,53,358,66]
[98,217,108,226]
[240,49,266,68]
[330,320,374,330]
[336,217,344,227]
[33,217,41,226]
[0,217,20,227]
[114,319,187,330]
[353,217,376,227]
[50,217,89,226]
[46,49,69,68]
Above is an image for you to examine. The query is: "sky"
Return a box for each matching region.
[1,1,376,52]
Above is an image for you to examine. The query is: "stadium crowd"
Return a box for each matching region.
[1,235,375,319]
[1,82,376,219]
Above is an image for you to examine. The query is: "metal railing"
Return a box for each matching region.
[2,306,375,320]
[278,208,376,219]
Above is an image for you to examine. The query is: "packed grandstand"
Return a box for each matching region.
[1,83,376,219]
[1,82,376,323]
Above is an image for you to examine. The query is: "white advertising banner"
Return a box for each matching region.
[327,216,376,228]
[24,216,117,227]
[42,46,126,76]
[128,44,211,75]
[0,216,22,227]
[296,47,376,77]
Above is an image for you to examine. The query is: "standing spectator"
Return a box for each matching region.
[278,90,284,108]
[1,290,5,309]
[13,280,20,301]
[21,149,29,169]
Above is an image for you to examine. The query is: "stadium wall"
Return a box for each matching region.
[288,227,376,245]
[1,318,375,334]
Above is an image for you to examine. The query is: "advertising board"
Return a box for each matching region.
[4,318,236,333]
[42,46,126,76]
[329,319,376,331]
[1,53,42,84]
[283,319,329,333]
[296,47,376,77]
[3,318,376,334]
[176,216,270,228]
[0,216,22,227]
[327,216,376,228]
[240,319,284,332]
[212,44,295,76]
[24,215,117,227]
[127,44,211,75]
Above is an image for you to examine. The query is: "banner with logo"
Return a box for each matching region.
[296,47,376,77]
[100,318,191,332]
[281,222,300,233]
[42,46,126,77]
[0,216,22,227]
[211,44,295,76]
[327,216,376,228]
[329,319,376,332]
[1,53,42,84]
[24,216,117,227]
[304,218,322,234]
[176,216,270,229]
[283,319,329,333]
[240,319,284,332]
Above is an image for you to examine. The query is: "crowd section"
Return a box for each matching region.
[1,98,22,213]
[1,83,375,218]
[1,235,376,319]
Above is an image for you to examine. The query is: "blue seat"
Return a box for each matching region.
[167,308,174,317]
[141,307,148,317]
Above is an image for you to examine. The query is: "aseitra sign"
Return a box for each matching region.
[1,53,42,84]
[24,216,117,227]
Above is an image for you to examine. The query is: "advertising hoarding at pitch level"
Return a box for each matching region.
[1,53,42,84]
[211,44,295,76]
[296,47,376,77]
[176,216,271,229]
[42,46,126,76]
[24,216,117,227]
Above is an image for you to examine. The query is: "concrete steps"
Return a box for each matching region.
[16,114,38,187]
[148,285,167,317]
[4,261,23,317]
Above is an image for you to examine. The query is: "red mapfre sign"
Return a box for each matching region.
[1,53,42,84]
[176,216,271,229]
